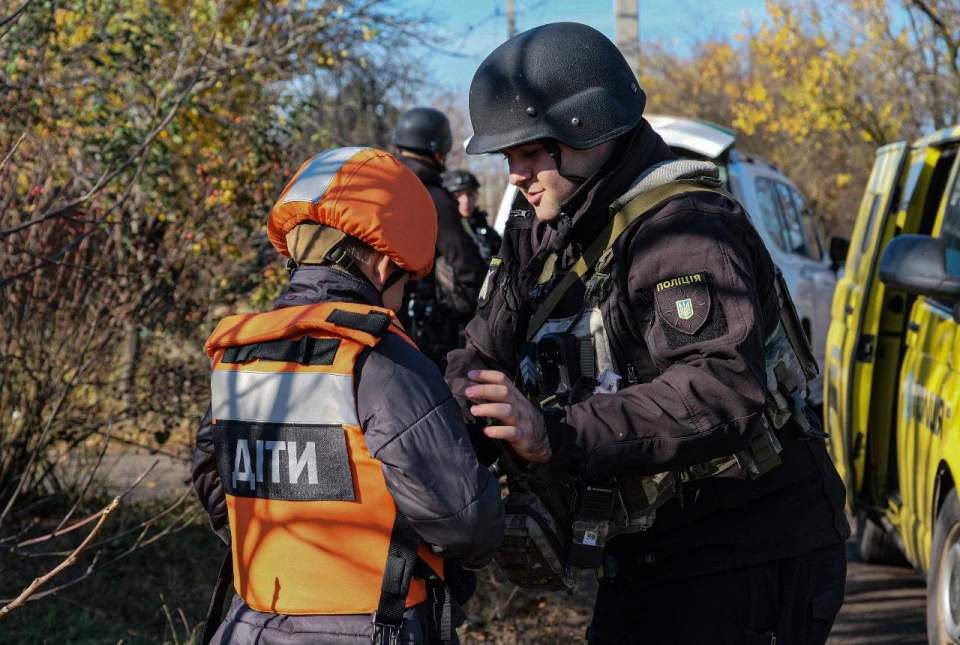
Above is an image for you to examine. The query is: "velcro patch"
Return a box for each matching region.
[654,272,711,335]
[213,420,355,501]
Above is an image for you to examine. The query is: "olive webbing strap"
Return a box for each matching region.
[524,179,730,342]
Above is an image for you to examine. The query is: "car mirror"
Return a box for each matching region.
[879,235,960,300]
[828,235,850,272]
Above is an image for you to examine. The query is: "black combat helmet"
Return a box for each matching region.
[392,107,453,156]
[466,22,646,155]
[441,169,481,194]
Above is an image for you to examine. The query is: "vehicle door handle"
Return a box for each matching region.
[845,305,855,314]
[908,321,920,332]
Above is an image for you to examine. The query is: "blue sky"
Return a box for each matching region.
[412,0,771,93]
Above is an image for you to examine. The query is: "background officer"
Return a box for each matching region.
[392,107,487,368]
[442,169,502,262]
[446,22,850,644]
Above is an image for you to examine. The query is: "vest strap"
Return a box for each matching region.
[373,510,421,644]
[525,178,730,341]
[327,308,392,337]
[221,336,340,366]
[200,548,234,645]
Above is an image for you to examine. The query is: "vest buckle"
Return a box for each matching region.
[371,611,402,645]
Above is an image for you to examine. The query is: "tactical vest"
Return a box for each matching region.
[205,302,444,621]
[519,161,821,534]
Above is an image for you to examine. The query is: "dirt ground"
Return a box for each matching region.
[3,450,927,644]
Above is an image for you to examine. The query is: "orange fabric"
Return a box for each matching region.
[267,148,438,279]
[205,302,399,357]
[209,303,443,615]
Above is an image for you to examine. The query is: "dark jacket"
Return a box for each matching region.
[398,155,487,314]
[466,209,501,262]
[444,119,849,586]
[193,266,504,643]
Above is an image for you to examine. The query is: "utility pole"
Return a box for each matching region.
[507,0,516,38]
[614,0,640,79]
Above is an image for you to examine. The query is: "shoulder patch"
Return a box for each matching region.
[477,257,502,312]
[654,272,711,335]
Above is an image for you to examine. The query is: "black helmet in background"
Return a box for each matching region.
[441,169,481,194]
[392,107,453,156]
[465,22,646,155]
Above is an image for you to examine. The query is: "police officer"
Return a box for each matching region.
[393,108,488,368]
[194,148,503,644]
[442,169,502,262]
[445,23,850,644]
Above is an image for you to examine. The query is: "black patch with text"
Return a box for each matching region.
[213,420,355,501]
[653,272,727,349]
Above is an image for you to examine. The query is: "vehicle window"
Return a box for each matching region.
[754,178,788,252]
[788,185,824,260]
[772,180,809,256]
[941,172,960,275]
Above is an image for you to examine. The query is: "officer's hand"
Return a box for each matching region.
[465,370,553,463]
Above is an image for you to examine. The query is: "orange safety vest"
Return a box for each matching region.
[205,301,444,616]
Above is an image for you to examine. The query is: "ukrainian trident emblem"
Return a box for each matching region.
[675,298,694,320]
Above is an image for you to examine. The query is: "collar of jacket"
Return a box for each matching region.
[273,265,383,310]
[397,154,444,188]
[536,118,676,257]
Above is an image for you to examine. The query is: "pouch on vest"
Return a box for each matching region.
[498,491,574,591]
[763,267,825,441]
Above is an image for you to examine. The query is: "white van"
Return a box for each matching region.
[492,115,841,406]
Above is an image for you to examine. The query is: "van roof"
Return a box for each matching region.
[914,123,960,149]
[646,115,737,160]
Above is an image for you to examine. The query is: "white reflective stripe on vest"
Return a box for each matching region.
[282,146,370,204]
[211,371,359,425]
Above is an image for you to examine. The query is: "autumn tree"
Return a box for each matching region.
[0,0,429,531]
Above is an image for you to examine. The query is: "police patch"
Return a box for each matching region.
[654,272,711,335]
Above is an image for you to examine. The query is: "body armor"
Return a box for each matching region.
[493,161,821,590]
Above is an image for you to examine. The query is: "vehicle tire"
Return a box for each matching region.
[927,488,960,645]
[856,510,905,564]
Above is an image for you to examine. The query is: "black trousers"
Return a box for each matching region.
[586,544,847,645]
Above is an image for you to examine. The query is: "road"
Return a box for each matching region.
[828,538,927,644]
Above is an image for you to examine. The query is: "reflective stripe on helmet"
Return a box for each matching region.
[282,146,370,204]
[211,370,359,425]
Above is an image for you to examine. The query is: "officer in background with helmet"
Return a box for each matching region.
[442,169,502,262]
[393,108,488,368]
[445,23,850,644]
[193,147,503,644]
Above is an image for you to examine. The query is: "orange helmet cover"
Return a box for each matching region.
[267,147,438,279]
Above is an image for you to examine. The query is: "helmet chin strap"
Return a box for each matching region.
[542,140,588,184]
[322,247,408,297]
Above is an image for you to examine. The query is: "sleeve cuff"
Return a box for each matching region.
[542,407,582,471]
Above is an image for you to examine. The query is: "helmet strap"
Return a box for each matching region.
[381,266,410,293]
[323,247,408,298]
[543,140,588,184]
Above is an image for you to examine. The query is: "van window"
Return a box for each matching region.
[770,179,808,256]
[788,186,824,260]
[940,171,960,274]
[755,178,788,252]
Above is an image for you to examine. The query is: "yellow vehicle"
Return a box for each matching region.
[824,123,960,643]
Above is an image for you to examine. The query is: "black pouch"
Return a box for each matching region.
[495,491,574,591]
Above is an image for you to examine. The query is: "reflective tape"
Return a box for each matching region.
[282,147,370,204]
[211,370,359,425]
